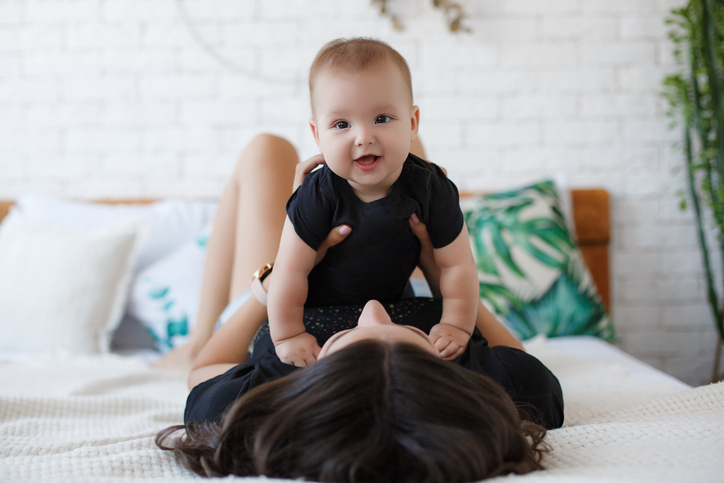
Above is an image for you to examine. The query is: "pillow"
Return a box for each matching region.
[15,195,217,273]
[0,209,145,355]
[462,180,615,342]
[126,226,210,352]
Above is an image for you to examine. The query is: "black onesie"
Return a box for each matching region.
[286,153,464,307]
[185,299,565,430]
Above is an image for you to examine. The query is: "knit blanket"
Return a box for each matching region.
[0,340,722,482]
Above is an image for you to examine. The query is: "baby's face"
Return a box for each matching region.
[310,62,419,201]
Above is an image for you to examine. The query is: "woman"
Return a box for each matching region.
[156,134,564,482]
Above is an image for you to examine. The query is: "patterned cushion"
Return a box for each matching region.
[126,226,210,352]
[463,180,615,342]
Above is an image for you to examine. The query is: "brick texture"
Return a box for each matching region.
[0,0,717,386]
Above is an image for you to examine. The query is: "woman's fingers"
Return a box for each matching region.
[293,154,325,190]
[408,213,433,247]
[409,214,442,298]
[315,224,352,266]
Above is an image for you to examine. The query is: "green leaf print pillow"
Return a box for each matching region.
[462,180,615,342]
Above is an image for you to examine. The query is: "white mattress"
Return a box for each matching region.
[544,336,691,390]
[0,336,721,482]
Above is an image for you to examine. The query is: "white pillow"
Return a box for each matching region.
[0,209,145,355]
[126,226,210,353]
[15,195,217,273]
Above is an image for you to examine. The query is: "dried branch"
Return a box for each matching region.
[372,0,470,33]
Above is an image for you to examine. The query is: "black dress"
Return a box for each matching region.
[185,298,565,430]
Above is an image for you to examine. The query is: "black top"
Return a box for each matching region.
[286,154,464,307]
[185,299,565,430]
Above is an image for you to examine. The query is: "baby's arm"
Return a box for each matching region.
[430,223,479,360]
[267,217,320,367]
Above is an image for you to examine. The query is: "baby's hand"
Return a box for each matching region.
[274,332,321,367]
[429,323,470,360]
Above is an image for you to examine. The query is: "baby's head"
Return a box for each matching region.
[308,38,420,201]
[309,37,414,115]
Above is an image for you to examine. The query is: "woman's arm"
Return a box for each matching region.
[188,223,352,389]
[474,300,524,351]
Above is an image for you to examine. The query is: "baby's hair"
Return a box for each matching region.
[309,37,413,114]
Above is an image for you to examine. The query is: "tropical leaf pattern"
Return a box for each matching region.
[144,279,190,350]
[464,180,615,342]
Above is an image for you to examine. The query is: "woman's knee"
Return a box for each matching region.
[239,134,298,170]
[251,133,295,151]
[231,134,298,185]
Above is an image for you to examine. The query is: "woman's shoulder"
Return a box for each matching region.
[460,341,565,429]
[184,359,296,425]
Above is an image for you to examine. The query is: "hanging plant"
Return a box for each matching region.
[662,0,724,382]
[372,0,470,33]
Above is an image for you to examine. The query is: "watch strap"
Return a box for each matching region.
[250,263,273,307]
[251,277,268,306]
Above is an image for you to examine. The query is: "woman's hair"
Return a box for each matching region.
[308,37,413,113]
[157,341,548,482]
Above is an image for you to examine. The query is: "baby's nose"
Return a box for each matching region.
[354,126,374,146]
[358,300,392,327]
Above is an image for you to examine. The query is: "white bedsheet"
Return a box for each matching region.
[0,337,722,482]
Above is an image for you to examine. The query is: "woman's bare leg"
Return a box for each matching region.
[154,134,298,373]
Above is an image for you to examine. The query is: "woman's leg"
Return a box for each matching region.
[155,134,298,373]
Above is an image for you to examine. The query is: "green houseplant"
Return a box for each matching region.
[663,0,724,382]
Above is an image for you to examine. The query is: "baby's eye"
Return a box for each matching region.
[375,115,392,124]
[333,121,350,129]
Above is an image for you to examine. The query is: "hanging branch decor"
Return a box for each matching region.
[663,0,724,383]
[372,0,470,33]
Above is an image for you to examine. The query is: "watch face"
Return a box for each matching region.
[256,263,273,282]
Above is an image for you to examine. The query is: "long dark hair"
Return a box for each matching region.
[157,341,548,482]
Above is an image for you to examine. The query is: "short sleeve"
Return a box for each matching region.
[184,359,296,425]
[286,168,335,251]
[462,341,565,429]
[425,163,464,249]
[492,347,565,429]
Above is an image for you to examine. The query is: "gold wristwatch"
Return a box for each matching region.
[250,263,274,306]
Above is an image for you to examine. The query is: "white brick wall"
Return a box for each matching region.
[1,0,719,385]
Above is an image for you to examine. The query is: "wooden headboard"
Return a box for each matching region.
[0,191,610,309]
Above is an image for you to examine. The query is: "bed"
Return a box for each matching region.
[0,192,722,482]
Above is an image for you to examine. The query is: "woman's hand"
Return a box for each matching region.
[408,214,442,299]
[294,154,325,191]
[292,154,351,266]
[407,160,448,298]
[315,224,351,266]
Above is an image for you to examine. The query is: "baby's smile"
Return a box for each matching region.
[354,154,381,172]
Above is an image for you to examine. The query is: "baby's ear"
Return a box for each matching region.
[410,106,420,140]
[309,118,322,150]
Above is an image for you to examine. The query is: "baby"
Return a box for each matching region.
[267,38,480,367]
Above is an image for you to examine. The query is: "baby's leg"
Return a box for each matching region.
[154,134,298,373]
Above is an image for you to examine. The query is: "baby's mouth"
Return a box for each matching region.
[354,155,380,172]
